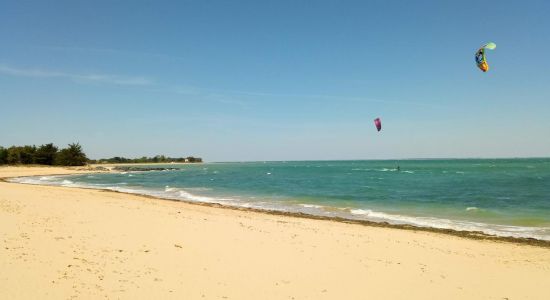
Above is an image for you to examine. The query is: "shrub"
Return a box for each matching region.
[56,143,88,166]
[7,146,23,164]
[0,147,7,164]
[35,143,58,165]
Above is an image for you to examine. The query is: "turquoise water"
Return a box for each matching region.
[13,159,550,240]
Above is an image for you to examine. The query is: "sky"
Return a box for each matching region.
[1,0,549,161]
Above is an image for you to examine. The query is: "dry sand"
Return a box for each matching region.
[0,165,103,178]
[1,166,549,299]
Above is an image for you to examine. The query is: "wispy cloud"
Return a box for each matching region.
[208,89,447,109]
[0,65,153,86]
[0,64,443,109]
[40,45,188,62]
[8,46,443,109]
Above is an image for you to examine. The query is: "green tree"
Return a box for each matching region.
[0,147,7,164]
[56,143,88,166]
[7,146,22,164]
[19,145,37,164]
[187,156,202,163]
[35,143,58,165]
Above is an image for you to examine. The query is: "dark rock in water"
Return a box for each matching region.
[113,166,180,172]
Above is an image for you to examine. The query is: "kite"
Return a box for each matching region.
[475,42,496,72]
[374,118,382,132]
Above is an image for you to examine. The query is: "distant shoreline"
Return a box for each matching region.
[91,162,200,167]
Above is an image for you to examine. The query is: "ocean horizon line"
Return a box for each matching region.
[206,156,550,164]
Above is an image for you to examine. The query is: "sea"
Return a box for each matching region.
[11,159,550,241]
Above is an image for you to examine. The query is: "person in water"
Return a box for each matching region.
[397,165,400,171]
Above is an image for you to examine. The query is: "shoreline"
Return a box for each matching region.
[2,165,550,299]
[3,168,550,248]
[72,188,550,248]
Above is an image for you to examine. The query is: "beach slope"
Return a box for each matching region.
[1,166,549,299]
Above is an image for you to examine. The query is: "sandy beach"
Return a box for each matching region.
[1,166,550,299]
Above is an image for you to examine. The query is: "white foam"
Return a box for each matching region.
[177,190,219,202]
[344,207,550,241]
[10,176,65,185]
[10,175,550,241]
[350,209,373,215]
[165,186,178,192]
[162,186,235,203]
[300,204,323,209]
[186,187,212,192]
[351,168,398,172]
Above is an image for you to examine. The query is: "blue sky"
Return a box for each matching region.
[1,1,549,161]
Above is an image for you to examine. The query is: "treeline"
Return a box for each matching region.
[0,143,88,166]
[0,143,202,166]
[90,155,202,164]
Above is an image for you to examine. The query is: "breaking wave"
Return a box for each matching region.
[8,174,550,241]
